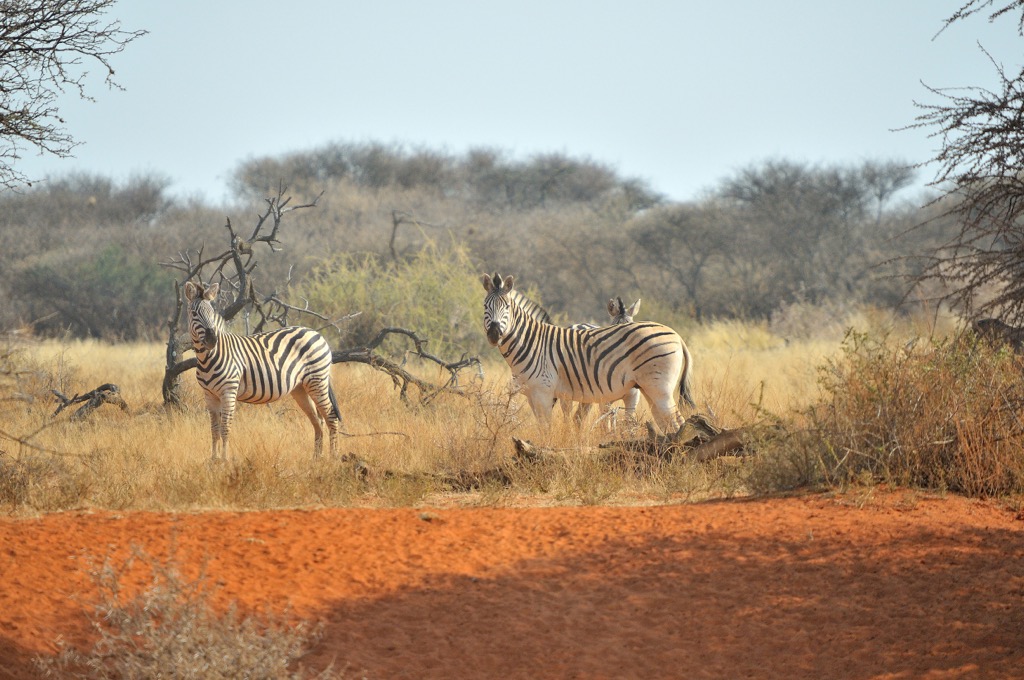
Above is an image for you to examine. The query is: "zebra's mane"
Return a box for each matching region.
[509,289,552,325]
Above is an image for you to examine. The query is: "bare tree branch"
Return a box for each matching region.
[332,326,482,405]
[0,0,146,190]
[52,383,128,419]
[936,0,1024,38]
[907,4,1024,324]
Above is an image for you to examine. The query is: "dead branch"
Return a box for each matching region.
[335,414,759,493]
[159,190,478,410]
[511,413,756,466]
[607,414,753,462]
[336,453,515,492]
[389,210,446,261]
[52,383,129,420]
[332,326,481,405]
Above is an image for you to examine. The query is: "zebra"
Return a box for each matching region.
[481,273,695,433]
[184,281,342,461]
[505,290,637,425]
[569,297,643,427]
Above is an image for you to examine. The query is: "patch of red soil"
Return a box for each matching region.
[1,493,1023,679]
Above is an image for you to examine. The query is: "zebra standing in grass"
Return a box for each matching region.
[569,297,643,427]
[184,281,342,461]
[482,273,695,433]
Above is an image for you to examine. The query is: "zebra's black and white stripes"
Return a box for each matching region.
[482,273,695,433]
[184,281,341,460]
[569,297,643,427]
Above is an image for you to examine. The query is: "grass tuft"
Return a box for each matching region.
[34,547,341,679]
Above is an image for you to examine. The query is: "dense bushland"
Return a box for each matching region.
[0,142,946,343]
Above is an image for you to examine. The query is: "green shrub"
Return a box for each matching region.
[300,241,490,359]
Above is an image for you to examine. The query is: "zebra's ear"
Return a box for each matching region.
[626,299,641,317]
[502,275,515,292]
[184,282,198,301]
[607,298,619,318]
[481,273,495,292]
[204,282,220,301]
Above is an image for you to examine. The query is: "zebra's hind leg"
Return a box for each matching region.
[322,384,342,456]
[572,402,593,427]
[623,388,642,427]
[640,390,686,437]
[291,386,326,457]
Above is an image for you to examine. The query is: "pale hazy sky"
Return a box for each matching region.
[13,0,1024,204]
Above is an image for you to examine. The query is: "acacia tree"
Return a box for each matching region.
[0,0,144,190]
[909,1,1024,323]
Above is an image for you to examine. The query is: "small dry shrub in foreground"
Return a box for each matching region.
[36,548,340,679]
[794,330,1024,496]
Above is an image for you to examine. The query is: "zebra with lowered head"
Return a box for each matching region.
[184,281,342,461]
[481,273,695,433]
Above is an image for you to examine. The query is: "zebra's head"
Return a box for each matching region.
[481,272,516,346]
[183,281,223,351]
[607,297,641,324]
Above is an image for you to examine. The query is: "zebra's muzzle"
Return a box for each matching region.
[201,328,218,350]
[486,322,502,346]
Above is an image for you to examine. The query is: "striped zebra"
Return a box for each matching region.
[482,273,695,433]
[570,297,643,426]
[184,281,342,461]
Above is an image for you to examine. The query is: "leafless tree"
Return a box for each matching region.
[159,189,328,406]
[908,1,1024,323]
[160,187,481,410]
[0,0,145,190]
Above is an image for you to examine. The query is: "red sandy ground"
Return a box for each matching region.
[1,492,1023,679]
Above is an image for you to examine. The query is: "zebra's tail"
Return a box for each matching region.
[327,382,342,423]
[680,343,696,409]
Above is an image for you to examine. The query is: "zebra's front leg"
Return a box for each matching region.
[217,391,238,462]
[203,392,226,462]
[526,389,557,429]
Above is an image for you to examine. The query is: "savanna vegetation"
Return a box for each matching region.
[5,1,1024,674]
[0,138,1021,514]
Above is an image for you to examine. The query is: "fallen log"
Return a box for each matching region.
[336,415,760,494]
[517,413,754,464]
[337,452,515,492]
[52,384,129,420]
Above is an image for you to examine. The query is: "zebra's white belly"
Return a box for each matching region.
[554,382,634,404]
[513,358,636,404]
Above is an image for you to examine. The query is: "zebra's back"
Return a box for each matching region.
[529,321,686,405]
[198,326,334,405]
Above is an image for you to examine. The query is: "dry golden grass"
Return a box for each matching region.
[0,308,956,513]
